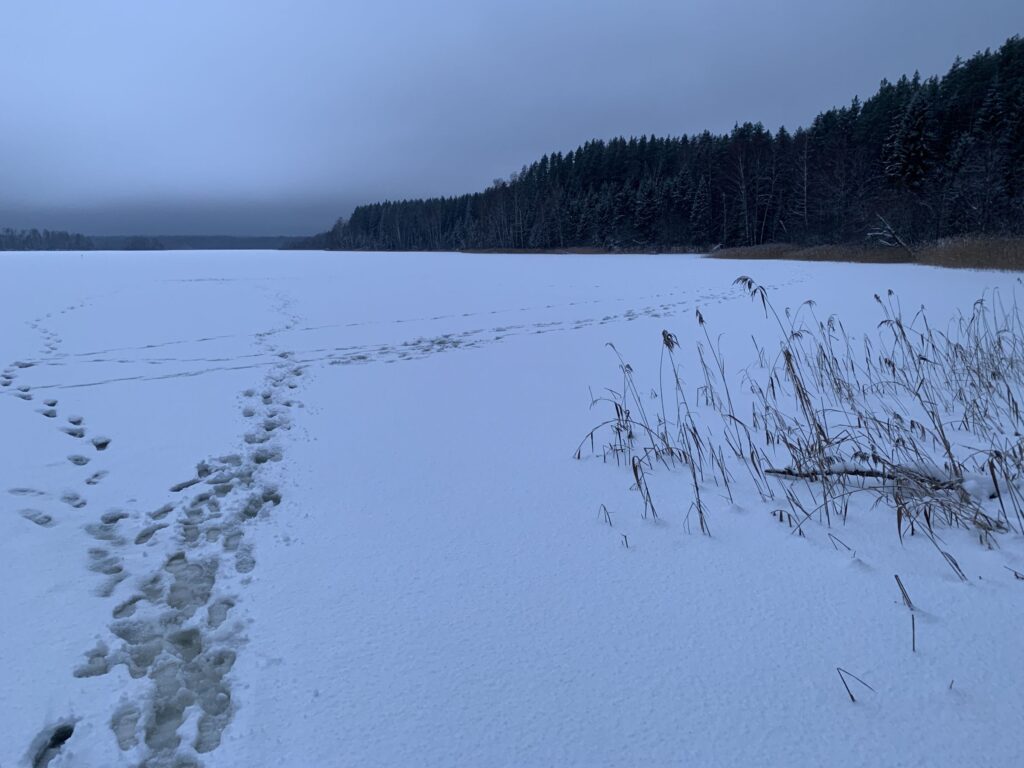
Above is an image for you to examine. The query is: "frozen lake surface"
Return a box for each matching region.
[1,250,1021,767]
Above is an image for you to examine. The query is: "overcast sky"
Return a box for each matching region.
[0,1,1021,236]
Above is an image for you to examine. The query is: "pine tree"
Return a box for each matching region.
[690,176,712,245]
[885,87,936,193]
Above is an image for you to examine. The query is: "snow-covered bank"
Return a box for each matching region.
[2,251,1021,767]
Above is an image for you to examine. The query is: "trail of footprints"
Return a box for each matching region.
[323,283,773,367]
[4,304,112,528]
[8,293,303,766]
[72,301,301,766]
[9,280,804,394]
[29,282,730,364]
[344,278,801,366]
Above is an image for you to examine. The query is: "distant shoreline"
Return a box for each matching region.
[459,237,1023,271]
[90,234,305,251]
[457,246,700,255]
[708,237,1024,272]
[344,236,1024,271]
[5,236,1020,272]
[0,232,305,252]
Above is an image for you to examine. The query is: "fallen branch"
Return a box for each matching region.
[868,213,915,259]
[765,465,962,491]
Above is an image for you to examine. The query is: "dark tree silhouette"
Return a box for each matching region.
[299,37,1024,253]
[0,228,94,251]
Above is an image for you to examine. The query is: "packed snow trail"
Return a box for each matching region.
[66,289,302,765]
[2,261,309,766]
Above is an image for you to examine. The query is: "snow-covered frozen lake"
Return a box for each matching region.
[2,250,1022,767]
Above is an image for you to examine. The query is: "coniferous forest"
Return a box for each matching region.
[0,228,94,251]
[303,37,1024,252]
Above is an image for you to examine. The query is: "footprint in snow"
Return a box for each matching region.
[28,721,75,768]
[20,509,55,527]
[149,503,175,520]
[170,477,201,493]
[134,523,168,545]
[85,471,108,486]
[61,491,87,509]
[9,487,45,497]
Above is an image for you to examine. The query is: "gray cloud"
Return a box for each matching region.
[0,0,1021,235]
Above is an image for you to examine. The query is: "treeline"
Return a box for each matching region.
[91,235,304,250]
[0,228,94,251]
[85,236,167,251]
[1,233,307,252]
[302,36,1024,252]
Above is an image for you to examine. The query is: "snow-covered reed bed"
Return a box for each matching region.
[581,276,1024,572]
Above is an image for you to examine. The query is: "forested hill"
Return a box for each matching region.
[302,36,1023,252]
[0,228,94,251]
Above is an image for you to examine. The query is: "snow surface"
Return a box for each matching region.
[1,250,1021,767]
